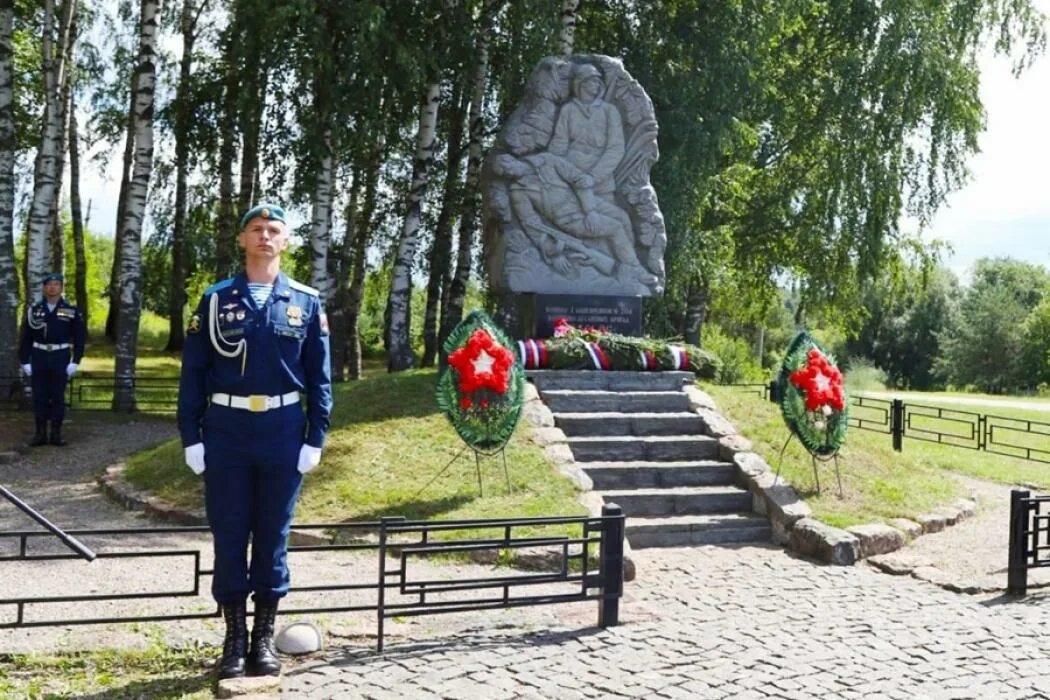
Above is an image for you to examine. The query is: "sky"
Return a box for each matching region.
[917,9,1050,279]
[76,8,1050,281]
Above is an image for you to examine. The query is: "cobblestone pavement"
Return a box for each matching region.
[283,544,1050,699]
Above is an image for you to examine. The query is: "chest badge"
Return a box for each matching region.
[287,305,303,327]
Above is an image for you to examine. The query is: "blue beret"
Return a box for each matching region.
[42,272,64,284]
[239,203,287,230]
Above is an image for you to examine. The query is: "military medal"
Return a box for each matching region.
[287,305,303,327]
[236,310,246,321]
[225,311,236,322]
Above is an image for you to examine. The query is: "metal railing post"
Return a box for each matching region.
[598,503,625,628]
[891,399,904,452]
[1008,489,1030,596]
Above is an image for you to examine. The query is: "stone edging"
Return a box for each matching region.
[685,385,978,567]
[97,459,610,574]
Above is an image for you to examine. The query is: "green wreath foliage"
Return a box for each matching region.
[777,332,849,457]
[526,325,720,378]
[436,310,525,453]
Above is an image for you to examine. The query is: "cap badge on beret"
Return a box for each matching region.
[261,207,271,219]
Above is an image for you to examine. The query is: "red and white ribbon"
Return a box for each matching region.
[668,345,688,370]
[583,341,611,370]
[517,339,548,369]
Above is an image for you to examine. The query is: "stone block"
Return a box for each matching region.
[916,512,948,533]
[522,400,555,428]
[761,483,812,528]
[886,518,922,540]
[953,499,977,520]
[719,434,754,461]
[694,408,737,438]
[543,443,575,466]
[934,505,962,526]
[846,523,905,559]
[732,451,769,480]
[770,519,792,546]
[789,517,859,566]
[530,427,567,446]
[523,381,540,402]
[682,384,718,411]
[557,463,593,491]
[217,675,282,698]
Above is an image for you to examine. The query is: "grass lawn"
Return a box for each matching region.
[123,368,587,540]
[0,638,214,699]
[706,385,1050,528]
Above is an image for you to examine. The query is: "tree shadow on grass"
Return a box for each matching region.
[349,493,476,524]
[330,371,443,427]
[73,672,213,700]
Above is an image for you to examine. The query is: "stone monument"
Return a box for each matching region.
[482,55,667,336]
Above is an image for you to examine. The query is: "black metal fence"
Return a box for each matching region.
[0,373,180,412]
[0,499,626,651]
[1007,489,1050,595]
[719,383,1050,465]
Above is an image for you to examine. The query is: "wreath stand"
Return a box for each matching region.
[774,432,844,498]
[411,444,512,500]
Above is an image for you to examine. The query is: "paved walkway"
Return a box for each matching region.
[284,545,1050,699]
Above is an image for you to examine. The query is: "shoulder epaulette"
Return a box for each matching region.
[288,279,320,297]
[204,278,235,295]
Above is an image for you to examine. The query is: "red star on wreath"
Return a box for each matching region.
[789,347,845,412]
[447,329,516,395]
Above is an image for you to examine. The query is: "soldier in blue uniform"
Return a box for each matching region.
[18,272,86,447]
[177,203,332,679]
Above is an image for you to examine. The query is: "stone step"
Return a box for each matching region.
[625,513,771,548]
[582,460,736,489]
[527,370,693,392]
[598,486,752,517]
[567,435,720,462]
[540,390,692,414]
[554,411,704,437]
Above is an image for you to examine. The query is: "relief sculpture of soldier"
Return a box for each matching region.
[484,56,667,297]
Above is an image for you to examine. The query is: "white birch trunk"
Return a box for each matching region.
[442,2,503,344]
[557,0,580,56]
[309,128,335,301]
[385,82,440,372]
[112,0,161,412]
[0,0,17,379]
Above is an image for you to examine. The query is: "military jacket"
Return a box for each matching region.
[177,272,333,449]
[18,298,86,364]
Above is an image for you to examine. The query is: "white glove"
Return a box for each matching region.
[297,445,322,474]
[184,443,206,475]
[66,363,78,378]
[21,364,31,377]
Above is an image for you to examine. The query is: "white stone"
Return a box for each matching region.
[275,621,324,655]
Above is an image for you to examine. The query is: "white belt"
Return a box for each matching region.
[211,391,300,413]
[33,342,71,351]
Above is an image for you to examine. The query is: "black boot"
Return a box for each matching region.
[217,603,248,679]
[49,421,66,447]
[29,419,48,447]
[248,599,282,676]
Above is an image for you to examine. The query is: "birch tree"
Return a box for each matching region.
[24,0,75,295]
[69,91,88,329]
[113,0,161,412]
[0,0,17,380]
[557,0,580,56]
[441,1,504,345]
[385,81,440,372]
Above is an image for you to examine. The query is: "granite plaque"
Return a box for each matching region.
[534,294,642,337]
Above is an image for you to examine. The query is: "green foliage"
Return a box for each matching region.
[843,356,887,393]
[937,258,1050,392]
[701,325,763,383]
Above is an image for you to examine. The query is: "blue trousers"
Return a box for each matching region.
[202,404,305,605]
[30,352,69,422]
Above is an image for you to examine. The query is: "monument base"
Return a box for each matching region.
[491,292,643,339]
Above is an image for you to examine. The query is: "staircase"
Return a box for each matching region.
[530,370,771,548]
